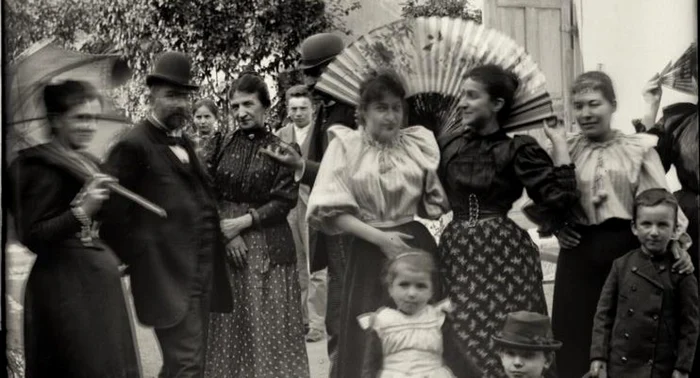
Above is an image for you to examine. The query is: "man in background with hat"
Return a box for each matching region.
[261,32,357,377]
[101,51,233,378]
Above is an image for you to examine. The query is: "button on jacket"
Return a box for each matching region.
[590,249,699,377]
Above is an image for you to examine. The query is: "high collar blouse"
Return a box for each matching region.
[567,130,687,229]
[306,125,450,234]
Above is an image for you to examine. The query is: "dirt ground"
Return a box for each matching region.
[5,234,558,378]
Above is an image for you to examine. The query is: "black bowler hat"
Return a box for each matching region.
[146,51,199,90]
[298,33,344,70]
[492,311,562,351]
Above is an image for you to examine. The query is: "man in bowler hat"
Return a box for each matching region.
[101,51,233,378]
[261,32,357,377]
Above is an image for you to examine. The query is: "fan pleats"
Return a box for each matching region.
[316,17,556,135]
[657,42,697,95]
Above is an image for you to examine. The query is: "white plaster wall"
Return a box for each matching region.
[575,0,697,190]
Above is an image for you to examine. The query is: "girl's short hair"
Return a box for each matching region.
[383,250,438,291]
[571,71,617,104]
[228,72,272,108]
[463,64,520,125]
[193,98,219,119]
[43,80,103,120]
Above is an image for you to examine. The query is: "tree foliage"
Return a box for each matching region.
[401,0,482,23]
[6,0,360,125]
[4,0,98,62]
[83,0,359,123]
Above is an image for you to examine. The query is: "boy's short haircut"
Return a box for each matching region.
[633,188,679,223]
[285,84,312,102]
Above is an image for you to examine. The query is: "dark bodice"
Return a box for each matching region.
[209,128,299,227]
[439,129,578,221]
[9,146,95,255]
[648,102,699,193]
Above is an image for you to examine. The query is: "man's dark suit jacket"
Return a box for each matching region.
[101,119,233,328]
[302,95,357,272]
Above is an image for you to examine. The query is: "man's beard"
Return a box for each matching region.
[164,111,190,131]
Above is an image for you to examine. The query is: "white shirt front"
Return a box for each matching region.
[293,123,311,147]
[150,114,189,164]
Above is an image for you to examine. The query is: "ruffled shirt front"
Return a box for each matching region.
[568,130,687,230]
[357,300,456,378]
[306,125,450,234]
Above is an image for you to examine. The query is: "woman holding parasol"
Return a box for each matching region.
[8,80,141,377]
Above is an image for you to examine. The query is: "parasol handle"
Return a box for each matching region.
[105,182,168,218]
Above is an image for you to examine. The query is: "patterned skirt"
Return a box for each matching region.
[204,205,309,378]
[438,216,548,378]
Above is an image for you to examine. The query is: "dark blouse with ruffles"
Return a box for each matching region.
[438,129,578,225]
[646,102,699,193]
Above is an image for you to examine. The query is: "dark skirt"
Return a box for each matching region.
[24,241,141,378]
[438,216,549,378]
[552,218,639,378]
[335,221,439,378]
[205,202,309,378]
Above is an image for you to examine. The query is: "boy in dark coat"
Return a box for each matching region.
[589,188,699,378]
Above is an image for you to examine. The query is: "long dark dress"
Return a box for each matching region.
[306,126,450,378]
[551,131,679,378]
[438,129,578,378]
[9,144,140,378]
[204,128,309,378]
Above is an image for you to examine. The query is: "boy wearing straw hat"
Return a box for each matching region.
[492,311,562,378]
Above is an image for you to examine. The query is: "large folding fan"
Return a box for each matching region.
[315,16,555,136]
[656,42,697,95]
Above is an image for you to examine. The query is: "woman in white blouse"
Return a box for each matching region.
[551,71,695,378]
[306,68,450,378]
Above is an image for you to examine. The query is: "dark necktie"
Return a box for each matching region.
[165,136,186,147]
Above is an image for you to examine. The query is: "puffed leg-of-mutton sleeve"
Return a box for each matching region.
[306,137,361,235]
[676,273,700,373]
[418,168,451,220]
[590,260,620,362]
[100,139,146,265]
[250,148,300,228]
[637,148,689,235]
[10,160,82,253]
[513,136,579,234]
[442,316,483,378]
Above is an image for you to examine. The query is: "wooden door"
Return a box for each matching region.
[484,0,578,132]
[483,0,579,229]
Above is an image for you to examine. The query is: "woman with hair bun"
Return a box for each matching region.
[307,67,451,378]
[437,64,577,377]
[204,73,309,378]
[9,80,140,377]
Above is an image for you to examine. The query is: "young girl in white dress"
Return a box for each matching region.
[357,250,482,378]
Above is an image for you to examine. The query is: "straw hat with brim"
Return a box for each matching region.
[492,311,562,351]
[298,33,345,70]
[146,51,199,91]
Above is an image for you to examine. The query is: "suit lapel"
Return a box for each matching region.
[300,123,314,158]
[630,252,664,289]
[144,121,195,181]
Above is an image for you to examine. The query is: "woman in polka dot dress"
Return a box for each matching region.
[204,73,309,378]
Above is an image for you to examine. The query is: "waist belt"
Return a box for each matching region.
[452,194,506,227]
